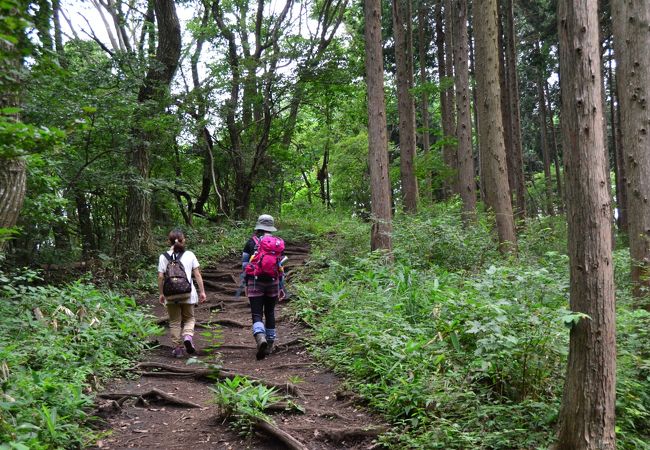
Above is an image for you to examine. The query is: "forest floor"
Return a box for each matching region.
[90,243,385,450]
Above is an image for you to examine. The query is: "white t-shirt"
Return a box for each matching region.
[158,248,200,304]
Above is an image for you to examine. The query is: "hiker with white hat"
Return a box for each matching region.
[241,214,286,360]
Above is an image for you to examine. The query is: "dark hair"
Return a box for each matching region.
[168,229,186,253]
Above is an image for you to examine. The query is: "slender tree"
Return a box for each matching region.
[452,0,476,222]
[503,0,526,219]
[417,2,432,201]
[125,0,181,256]
[436,0,456,197]
[536,51,555,216]
[612,0,650,297]
[545,81,564,212]
[555,0,616,447]
[474,0,517,252]
[392,0,419,212]
[364,0,393,252]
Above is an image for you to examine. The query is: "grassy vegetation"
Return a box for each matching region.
[0,269,160,449]
[289,202,650,449]
[1,206,648,449]
[0,218,292,449]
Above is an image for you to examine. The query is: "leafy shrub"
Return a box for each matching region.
[291,205,650,449]
[391,201,499,272]
[210,376,283,436]
[0,269,160,449]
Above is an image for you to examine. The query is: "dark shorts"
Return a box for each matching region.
[247,277,279,298]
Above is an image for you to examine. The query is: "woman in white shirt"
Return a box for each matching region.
[158,229,206,358]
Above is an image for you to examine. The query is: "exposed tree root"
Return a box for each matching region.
[269,362,314,370]
[288,425,387,443]
[274,338,305,355]
[277,337,304,348]
[134,362,304,397]
[98,388,202,408]
[253,418,308,450]
[217,344,254,350]
[203,280,232,291]
[156,317,247,328]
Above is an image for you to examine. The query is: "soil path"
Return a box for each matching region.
[93,243,384,449]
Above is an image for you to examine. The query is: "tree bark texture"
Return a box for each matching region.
[497,2,514,208]
[468,19,485,202]
[418,4,432,202]
[503,0,526,219]
[612,0,650,296]
[126,0,181,256]
[444,0,458,195]
[474,0,517,252]
[545,82,564,213]
[392,0,419,213]
[613,84,628,235]
[0,158,27,232]
[0,9,26,252]
[452,0,476,222]
[556,0,616,448]
[537,71,555,216]
[436,0,456,198]
[364,0,393,252]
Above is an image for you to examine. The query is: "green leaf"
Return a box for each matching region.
[449,332,461,352]
[1,107,20,115]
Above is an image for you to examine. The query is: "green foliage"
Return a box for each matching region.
[291,205,650,449]
[0,268,160,448]
[210,376,283,436]
[391,201,499,272]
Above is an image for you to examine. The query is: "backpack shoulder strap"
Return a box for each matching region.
[163,252,173,262]
[173,251,184,261]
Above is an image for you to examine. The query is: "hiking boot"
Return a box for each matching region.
[183,335,196,354]
[255,333,268,360]
[172,346,185,358]
[265,340,274,356]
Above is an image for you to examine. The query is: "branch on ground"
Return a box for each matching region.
[98,388,202,408]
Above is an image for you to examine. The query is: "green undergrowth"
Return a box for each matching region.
[0,269,160,449]
[210,376,300,437]
[291,202,650,449]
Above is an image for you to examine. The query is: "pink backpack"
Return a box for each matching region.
[245,235,285,279]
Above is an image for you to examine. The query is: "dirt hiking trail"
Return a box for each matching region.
[93,242,385,449]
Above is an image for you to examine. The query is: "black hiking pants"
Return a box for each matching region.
[249,295,277,332]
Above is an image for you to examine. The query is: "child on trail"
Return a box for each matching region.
[242,214,286,360]
[158,229,207,358]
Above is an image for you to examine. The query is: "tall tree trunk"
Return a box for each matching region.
[606,40,626,234]
[52,0,65,58]
[468,18,484,202]
[452,0,476,223]
[612,0,649,297]
[436,0,455,198]
[503,0,526,220]
[418,3,432,202]
[497,2,514,209]
[612,81,628,234]
[474,0,517,253]
[0,159,26,242]
[364,0,393,252]
[392,0,419,212]
[444,0,458,195]
[0,6,27,253]
[75,193,96,258]
[555,0,616,447]
[545,82,564,213]
[126,0,181,257]
[537,66,555,216]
